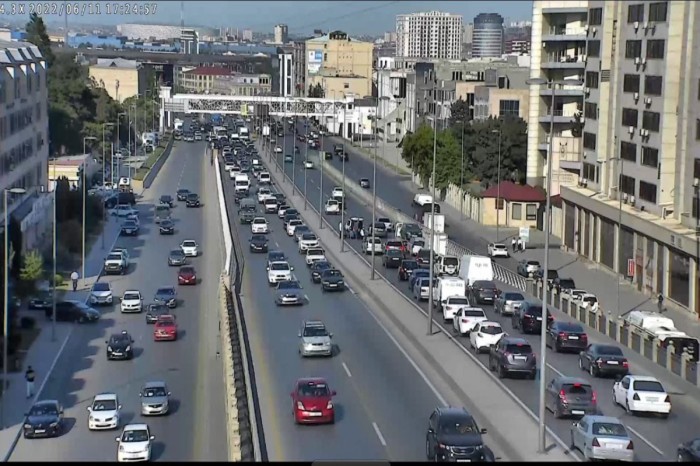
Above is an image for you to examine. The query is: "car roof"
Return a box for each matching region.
[94,393,118,401]
[582,414,623,424]
[33,399,60,407]
[296,377,328,385]
[553,376,590,386]
[303,320,325,328]
[143,381,167,389]
[437,406,472,418]
[502,336,530,345]
[477,321,501,327]
[627,375,661,382]
[123,423,149,431]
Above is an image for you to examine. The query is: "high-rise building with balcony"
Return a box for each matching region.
[396,11,463,60]
[472,13,505,57]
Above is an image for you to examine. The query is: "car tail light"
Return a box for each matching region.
[558,332,568,338]
[622,360,629,368]
[581,334,588,342]
[592,390,597,403]
[559,389,567,401]
[591,438,601,447]
[296,401,304,410]
[627,441,634,450]
[664,395,671,403]
[633,393,640,401]
[326,401,333,409]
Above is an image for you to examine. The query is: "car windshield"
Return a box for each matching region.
[526,306,543,317]
[110,334,130,344]
[303,326,328,337]
[480,325,503,335]
[633,380,665,392]
[557,322,584,332]
[92,399,117,411]
[592,422,627,437]
[156,288,175,296]
[29,404,58,416]
[252,235,267,242]
[560,280,576,288]
[143,386,167,397]
[182,241,196,248]
[308,249,324,255]
[402,261,418,269]
[123,292,140,301]
[388,250,402,257]
[123,221,137,227]
[324,270,342,278]
[378,218,390,223]
[180,267,194,274]
[270,263,289,271]
[504,293,525,301]
[302,233,316,241]
[526,261,540,266]
[448,297,469,305]
[170,250,184,257]
[597,345,623,356]
[439,416,478,435]
[465,309,486,317]
[187,194,198,199]
[506,343,532,354]
[147,304,167,314]
[253,219,266,224]
[278,281,300,289]
[314,262,331,270]
[106,253,122,261]
[298,382,330,397]
[156,318,175,327]
[493,244,506,249]
[93,283,110,292]
[476,281,497,290]
[122,430,150,443]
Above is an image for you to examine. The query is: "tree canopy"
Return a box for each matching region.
[25,13,55,67]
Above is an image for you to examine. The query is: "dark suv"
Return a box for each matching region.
[426,407,490,462]
[545,376,597,418]
[546,321,588,353]
[551,277,576,293]
[470,280,498,304]
[488,337,537,379]
[512,302,554,334]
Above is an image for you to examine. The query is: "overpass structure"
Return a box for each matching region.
[159,87,354,129]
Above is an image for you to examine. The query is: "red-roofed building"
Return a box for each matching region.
[476,181,545,228]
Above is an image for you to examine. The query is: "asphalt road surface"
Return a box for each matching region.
[220,153,453,461]
[264,119,700,462]
[10,139,228,461]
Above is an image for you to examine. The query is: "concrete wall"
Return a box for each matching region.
[89,67,140,103]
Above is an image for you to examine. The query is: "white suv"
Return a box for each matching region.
[452,307,488,336]
[251,217,269,234]
[331,187,344,198]
[488,243,510,258]
[267,261,293,285]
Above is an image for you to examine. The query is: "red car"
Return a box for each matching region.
[385,239,408,254]
[291,378,336,424]
[178,266,197,285]
[153,315,178,341]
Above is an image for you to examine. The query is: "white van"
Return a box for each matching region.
[458,255,494,286]
[432,276,467,313]
[234,174,250,193]
[413,193,433,206]
[624,310,676,334]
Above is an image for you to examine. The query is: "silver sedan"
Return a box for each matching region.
[570,415,634,462]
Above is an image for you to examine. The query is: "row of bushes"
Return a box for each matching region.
[133,135,172,181]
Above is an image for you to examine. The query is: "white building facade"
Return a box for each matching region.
[396,11,463,60]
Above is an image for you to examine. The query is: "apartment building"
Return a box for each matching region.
[274,24,288,45]
[177,66,271,95]
[89,58,145,103]
[0,40,50,252]
[396,11,463,60]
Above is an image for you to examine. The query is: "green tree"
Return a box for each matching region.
[401,124,435,187]
[19,250,43,284]
[449,98,471,128]
[469,116,528,186]
[25,13,55,67]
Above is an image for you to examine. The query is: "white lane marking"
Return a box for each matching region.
[275,241,280,247]
[372,422,387,447]
[342,361,352,378]
[625,425,664,456]
[346,284,356,294]
[304,294,310,302]
[547,363,565,377]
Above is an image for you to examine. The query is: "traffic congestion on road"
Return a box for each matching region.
[252,114,700,462]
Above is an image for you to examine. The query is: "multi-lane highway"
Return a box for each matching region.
[265,118,700,462]
[9,139,228,461]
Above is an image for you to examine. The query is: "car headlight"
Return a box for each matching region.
[338,280,344,284]
[50,422,58,427]
[107,346,113,351]
[23,424,31,429]
[125,346,131,352]
[90,296,97,302]
[326,401,333,409]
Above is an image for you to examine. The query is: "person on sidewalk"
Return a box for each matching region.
[25,366,36,399]
[519,238,525,253]
[511,237,517,253]
[70,270,79,292]
[657,293,664,313]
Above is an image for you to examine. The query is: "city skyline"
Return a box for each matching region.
[0,0,532,35]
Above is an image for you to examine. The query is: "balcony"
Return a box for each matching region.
[539,136,583,170]
[541,53,586,69]
[538,82,585,97]
[538,108,579,124]
[542,26,587,42]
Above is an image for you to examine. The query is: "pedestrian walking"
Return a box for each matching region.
[517,237,525,253]
[360,227,365,240]
[511,237,517,253]
[25,366,36,399]
[70,270,79,292]
[657,293,664,313]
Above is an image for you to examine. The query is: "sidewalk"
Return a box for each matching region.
[0,215,122,460]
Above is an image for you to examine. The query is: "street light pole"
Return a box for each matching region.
[340,98,347,253]
[303,102,309,210]
[117,112,126,181]
[427,79,439,335]
[616,156,624,319]
[370,108,378,280]
[319,104,326,229]
[493,129,503,242]
[82,136,97,289]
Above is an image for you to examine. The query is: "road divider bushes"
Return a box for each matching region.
[132,134,173,182]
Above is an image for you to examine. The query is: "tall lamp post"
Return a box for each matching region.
[319,101,327,229]
[82,136,97,289]
[526,77,583,453]
[370,110,379,280]
[117,112,126,180]
[340,95,348,253]
[303,100,310,209]
[130,105,136,179]
[2,187,27,429]
[492,129,503,241]
[426,90,439,335]
[101,122,114,250]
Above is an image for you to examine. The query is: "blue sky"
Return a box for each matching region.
[3,1,533,35]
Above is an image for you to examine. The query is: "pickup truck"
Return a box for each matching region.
[104,248,130,275]
[305,248,326,266]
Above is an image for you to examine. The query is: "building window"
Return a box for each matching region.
[639,180,657,203]
[588,7,603,26]
[622,108,639,127]
[526,204,537,221]
[628,3,645,23]
[620,141,637,162]
[512,203,522,220]
[644,75,663,96]
[583,162,599,183]
[649,2,668,22]
[646,39,665,59]
[694,158,700,179]
[697,119,700,140]
[499,100,520,117]
[641,146,659,167]
[583,132,597,150]
[642,111,661,132]
[620,174,636,195]
[584,102,598,120]
[587,40,601,58]
[623,74,640,93]
[669,248,690,307]
[495,198,504,210]
[625,40,642,59]
[585,71,599,89]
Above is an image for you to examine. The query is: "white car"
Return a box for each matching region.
[259,172,271,184]
[224,160,235,171]
[442,295,470,321]
[286,219,303,236]
[267,261,293,285]
[452,307,488,336]
[298,233,319,252]
[410,238,425,255]
[331,187,344,198]
[116,424,154,462]
[305,248,326,266]
[112,205,138,218]
[377,217,394,232]
[274,146,282,153]
[251,217,269,234]
[575,293,599,310]
[180,240,199,257]
[304,160,313,169]
[324,199,341,215]
[363,237,383,255]
[257,188,273,203]
[120,290,143,313]
[566,289,589,300]
[126,213,140,225]
[469,321,506,353]
[612,375,671,417]
[90,282,113,305]
[87,393,122,430]
[488,242,510,258]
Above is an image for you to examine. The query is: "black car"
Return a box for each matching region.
[23,400,64,439]
[145,303,170,324]
[398,259,418,281]
[168,249,187,266]
[104,194,119,209]
[552,277,576,293]
[470,280,498,304]
[426,407,490,462]
[678,438,700,462]
[186,193,201,207]
[106,331,134,360]
[578,344,629,378]
[310,261,332,283]
[400,223,423,241]
[154,286,177,308]
[415,249,431,268]
[118,192,136,206]
[249,234,269,253]
[546,321,588,353]
[46,300,100,323]
[176,189,190,201]
[512,302,554,334]
[28,291,52,310]
[382,249,403,268]
[272,193,286,205]
[320,269,345,292]
[159,220,175,235]
[120,220,139,236]
[159,195,173,207]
